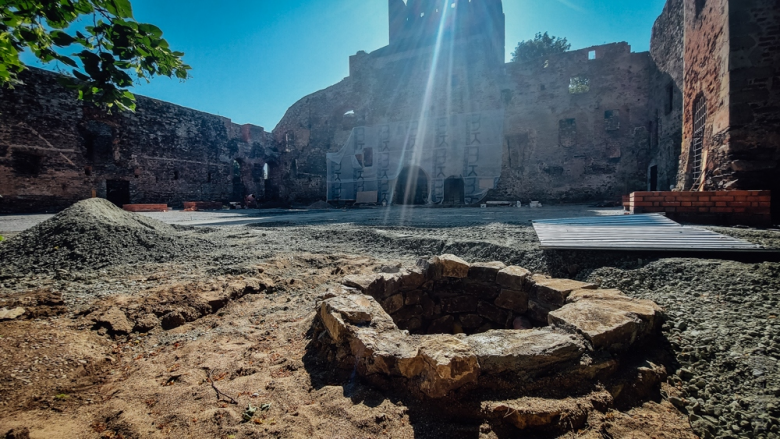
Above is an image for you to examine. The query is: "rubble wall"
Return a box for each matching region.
[726,0,780,219]
[648,0,684,192]
[680,0,731,190]
[494,43,657,203]
[0,68,276,213]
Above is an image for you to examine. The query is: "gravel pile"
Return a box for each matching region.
[0,198,215,273]
[587,259,780,439]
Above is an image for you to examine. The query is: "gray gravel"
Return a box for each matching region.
[1,204,779,438]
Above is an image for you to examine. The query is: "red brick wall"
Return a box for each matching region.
[630,190,772,226]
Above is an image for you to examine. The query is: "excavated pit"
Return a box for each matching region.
[310,254,670,431]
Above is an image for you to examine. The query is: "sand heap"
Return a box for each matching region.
[0,198,214,272]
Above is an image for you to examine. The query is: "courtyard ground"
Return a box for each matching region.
[0,203,778,438]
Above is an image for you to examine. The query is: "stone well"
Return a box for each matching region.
[313,254,665,399]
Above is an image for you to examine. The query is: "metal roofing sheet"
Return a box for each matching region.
[533,214,764,252]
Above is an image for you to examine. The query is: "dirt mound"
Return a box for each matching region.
[0,198,215,272]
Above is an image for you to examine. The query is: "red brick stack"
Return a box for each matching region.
[629,191,771,227]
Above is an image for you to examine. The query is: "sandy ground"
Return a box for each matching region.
[0,204,778,438]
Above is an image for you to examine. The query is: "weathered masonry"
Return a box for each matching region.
[675,0,780,219]
[273,0,682,206]
[2,0,779,217]
[0,69,277,214]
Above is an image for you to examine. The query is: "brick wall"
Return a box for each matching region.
[630,190,772,227]
[0,68,278,214]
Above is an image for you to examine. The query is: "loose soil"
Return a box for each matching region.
[0,200,777,438]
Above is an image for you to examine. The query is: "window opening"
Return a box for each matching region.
[11,151,42,175]
[559,119,577,148]
[665,83,675,115]
[605,110,620,131]
[363,147,374,167]
[588,50,596,60]
[569,77,590,94]
[649,165,659,191]
[263,163,269,180]
[173,170,179,181]
[692,95,707,186]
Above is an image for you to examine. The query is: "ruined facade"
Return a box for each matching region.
[677,0,780,217]
[274,0,679,205]
[3,0,779,214]
[0,69,276,214]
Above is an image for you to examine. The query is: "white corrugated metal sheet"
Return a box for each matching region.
[533,214,763,252]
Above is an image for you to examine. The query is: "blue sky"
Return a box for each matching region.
[24,0,668,130]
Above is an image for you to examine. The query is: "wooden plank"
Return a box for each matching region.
[532,214,763,252]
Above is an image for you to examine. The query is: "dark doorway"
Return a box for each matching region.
[394,166,428,205]
[649,165,658,191]
[232,159,244,201]
[106,180,130,207]
[443,177,465,204]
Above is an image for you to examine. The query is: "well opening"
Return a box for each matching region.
[377,259,554,336]
[320,254,667,402]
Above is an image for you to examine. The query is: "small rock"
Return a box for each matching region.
[4,427,30,439]
[161,311,186,330]
[134,313,160,333]
[0,307,25,321]
[98,307,133,334]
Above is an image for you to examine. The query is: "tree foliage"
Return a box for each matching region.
[511,32,571,63]
[0,0,191,111]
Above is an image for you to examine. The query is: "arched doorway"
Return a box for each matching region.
[443,177,465,205]
[394,166,429,205]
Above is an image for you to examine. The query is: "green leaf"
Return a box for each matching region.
[138,23,163,38]
[50,30,75,46]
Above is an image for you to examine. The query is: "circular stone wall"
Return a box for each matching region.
[314,254,666,400]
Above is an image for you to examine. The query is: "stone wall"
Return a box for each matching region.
[680,0,731,191]
[649,0,684,192]
[725,0,780,219]
[275,39,664,205]
[0,68,277,214]
[493,43,656,203]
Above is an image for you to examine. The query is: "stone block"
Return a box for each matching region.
[393,305,423,322]
[466,329,585,374]
[428,315,455,334]
[566,289,628,304]
[495,289,529,313]
[441,296,479,314]
[351,328,424,377]
[467,261,507,283]
[320,294,395,342]
[477,301,512,326]
[548,300,643,351]
[431,254,470,278]
[400,268,428,291]
[459,314,483,329]
[405,290,424,305]
[418,335,480,398]
[421,297,437,319]
[496,266,531,290]
[526,299,555,324]
[533,278,597,306]
[461,279,502,300]
[382,294,405,314]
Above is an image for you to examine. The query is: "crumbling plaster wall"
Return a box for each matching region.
[0,68,275,214]
[680,0,731,190]
[493,43,656,203]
